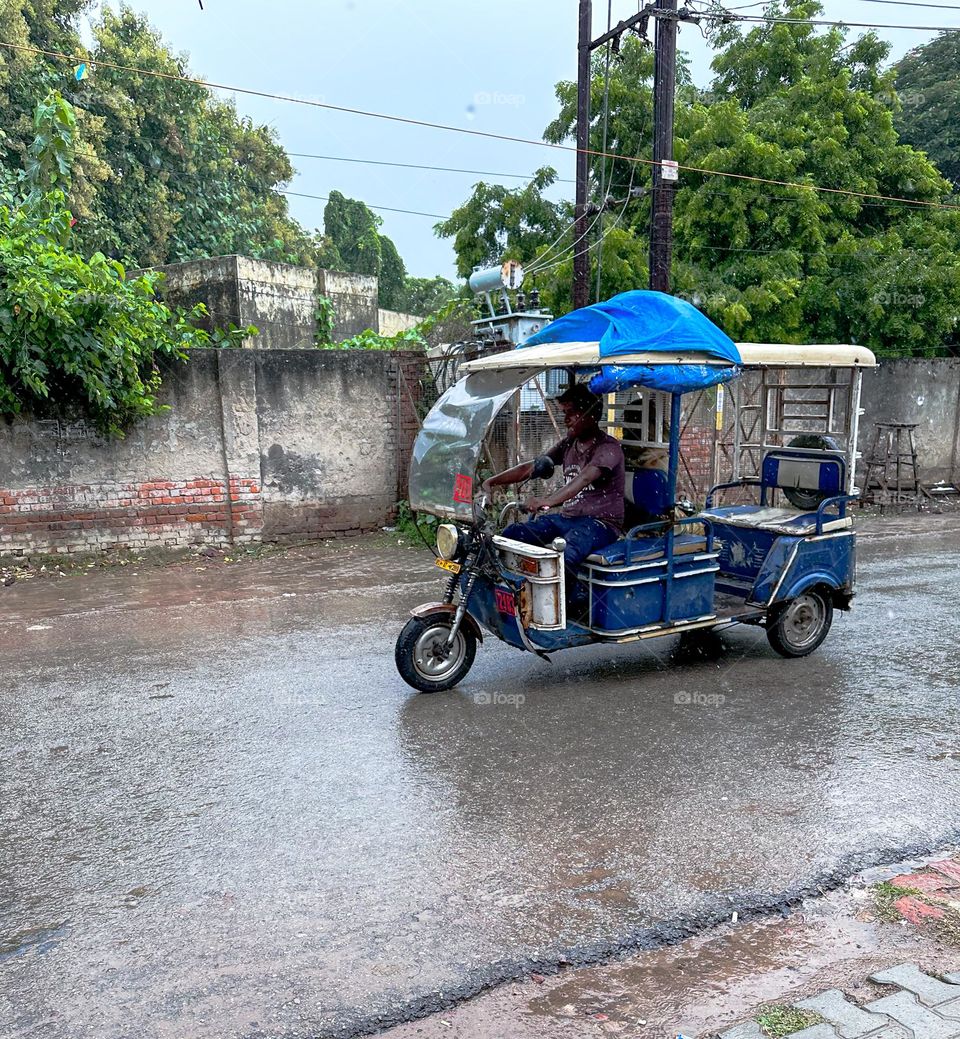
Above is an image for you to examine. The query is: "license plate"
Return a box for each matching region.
[435,558,461,574]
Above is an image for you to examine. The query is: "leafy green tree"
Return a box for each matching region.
[674,0,960,354]
[894,32,960,192]
[0,93,252,436]
[397,275,460,316]
[322,189,408,307]
[435,168,569,279]
[440,2,960,355]
[76,7,319,267]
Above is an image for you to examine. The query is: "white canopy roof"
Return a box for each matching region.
[460,340,877,374]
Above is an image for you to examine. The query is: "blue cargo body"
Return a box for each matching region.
[582,534,720,633]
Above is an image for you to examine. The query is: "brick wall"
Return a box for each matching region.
[0,349,428,558]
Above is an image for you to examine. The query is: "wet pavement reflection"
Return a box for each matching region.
[1,529,959,1037]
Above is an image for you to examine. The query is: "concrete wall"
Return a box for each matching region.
[378,308,421,337]
[317,269,379,341]
[0,350,426,558]
[3,353,956,558]
[141,256,389,347]
[860,357,960,484]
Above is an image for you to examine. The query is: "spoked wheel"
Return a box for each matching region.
[395,615,477,693]
[766,588,834,658]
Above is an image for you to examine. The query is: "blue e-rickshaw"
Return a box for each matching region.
[394,292,876,693]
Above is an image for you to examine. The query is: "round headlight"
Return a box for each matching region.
[436,523,461,560]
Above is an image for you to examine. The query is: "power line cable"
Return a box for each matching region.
[856,0,960,11]
[287,151,575,184]
[4,38,960,214]
[704,10,960,30]
[279,189,447,220]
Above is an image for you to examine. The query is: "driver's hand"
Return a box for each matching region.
[524,497,550,514]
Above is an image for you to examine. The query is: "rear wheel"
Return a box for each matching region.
[395,615,477,693]
[766,588,834,658]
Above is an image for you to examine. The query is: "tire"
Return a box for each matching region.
[783,434,840,510]
[766,588,834,658]
[395,614,477,693]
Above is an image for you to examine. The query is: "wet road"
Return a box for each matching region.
[2,523,960,1038]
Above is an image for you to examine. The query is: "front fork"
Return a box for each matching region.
[443,539,482,650]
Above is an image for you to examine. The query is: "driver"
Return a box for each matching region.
[480,384,625,613]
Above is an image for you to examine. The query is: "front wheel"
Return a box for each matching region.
[766,589,834,658]
[395,615,477,693]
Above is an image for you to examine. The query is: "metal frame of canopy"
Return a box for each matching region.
[459,340,878,374]
[460,341,878,500]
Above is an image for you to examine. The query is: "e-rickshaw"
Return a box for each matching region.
[395,292,876,693]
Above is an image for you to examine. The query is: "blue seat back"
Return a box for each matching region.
[627,468,671,514]
[761,450,845,497]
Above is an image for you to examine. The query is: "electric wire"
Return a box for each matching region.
[705,11,960,30]
[279,189,447,220]
[526,199,609,276]
[4,38,960,214]
[287,152,575,184]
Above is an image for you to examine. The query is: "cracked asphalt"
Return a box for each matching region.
[2,519,960,1038]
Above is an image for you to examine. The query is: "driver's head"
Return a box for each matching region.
[554,383,602,438]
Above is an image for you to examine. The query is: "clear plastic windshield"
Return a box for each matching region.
[409,368,541,520]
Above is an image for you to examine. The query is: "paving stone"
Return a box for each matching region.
[947,973,960,986]
[865,992,960,1039]
[796,988,893,1037]
[717,1024,764,1039]
[869,963,960,1008]
[790,1026,840,1039]
[932,861,960,884]
[893,894,946,924]
[891,872,960,895]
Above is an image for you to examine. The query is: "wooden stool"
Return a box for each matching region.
[862,422,920,509]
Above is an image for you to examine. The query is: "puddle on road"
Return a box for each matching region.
[0,920,70,961]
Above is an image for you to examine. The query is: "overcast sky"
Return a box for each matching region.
[89,1,957,281]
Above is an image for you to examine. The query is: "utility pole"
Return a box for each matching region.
[576,3,685,306]
[573,0,593,311]
[649,0,679,293]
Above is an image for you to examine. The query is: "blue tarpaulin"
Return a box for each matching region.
[522,290,742,395]
[588,362,741,396]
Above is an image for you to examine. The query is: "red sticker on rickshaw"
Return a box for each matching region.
[495,588,516,615]
[453,473,473,503]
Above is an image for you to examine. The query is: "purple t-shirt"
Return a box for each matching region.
[546,431,625,529]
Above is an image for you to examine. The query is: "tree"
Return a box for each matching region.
[0,93,252,436]
[322,189,408,308]
[435,168,569,279]
[440,2,960,355]
[396,275,459,316]
[894,32,960,192]
[674,1,960,353]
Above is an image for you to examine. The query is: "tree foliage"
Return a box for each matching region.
[894,32,960,192]
[0,93,252,436]
[397,275,460,316]
[0,0,438,299]
[435,168,569,280]
[322,189,408,308]
[439,2,960,356]
[676,1,960,354]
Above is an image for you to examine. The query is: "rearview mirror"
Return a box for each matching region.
[530,455,556,480]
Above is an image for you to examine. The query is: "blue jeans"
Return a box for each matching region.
[501,515,620,605]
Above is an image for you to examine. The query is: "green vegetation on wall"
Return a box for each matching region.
[0,93,253,436]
